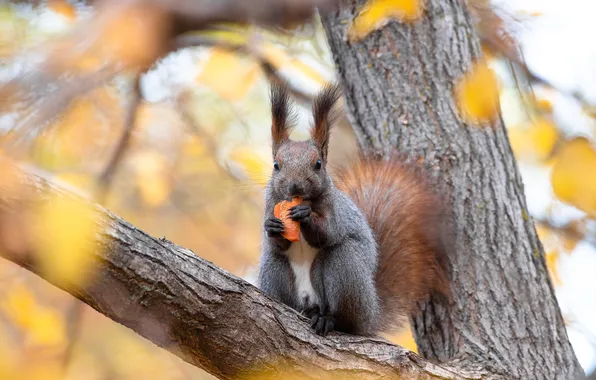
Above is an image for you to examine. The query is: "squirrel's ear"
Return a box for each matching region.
[310,83,342,161]
[270,82,295,155]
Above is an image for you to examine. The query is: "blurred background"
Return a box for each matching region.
[0,0,595,379]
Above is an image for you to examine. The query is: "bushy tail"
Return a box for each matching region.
[334,156,451,332]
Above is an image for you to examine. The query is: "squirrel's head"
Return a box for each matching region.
[268,82,341,201]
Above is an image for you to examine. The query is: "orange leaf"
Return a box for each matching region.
[48,0,77,21]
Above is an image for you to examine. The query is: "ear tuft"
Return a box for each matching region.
[270,82,296,155]
[310,83,342,160]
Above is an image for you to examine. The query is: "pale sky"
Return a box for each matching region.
[496,0,596,373]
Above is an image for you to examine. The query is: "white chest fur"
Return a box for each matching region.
[286,234,319,308]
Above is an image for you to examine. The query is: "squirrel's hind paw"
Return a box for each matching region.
[302,305,335,335]
[310,313,335,336]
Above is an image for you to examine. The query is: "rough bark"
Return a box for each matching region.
[321,1,583,379]
[0,166,484,380]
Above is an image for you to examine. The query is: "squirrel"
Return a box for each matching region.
[258,82,450,336]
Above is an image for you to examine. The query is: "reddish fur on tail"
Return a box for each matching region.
[334,157,451,331]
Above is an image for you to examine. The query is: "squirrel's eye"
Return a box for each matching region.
[273,161,280,171]
[314,160,322,170]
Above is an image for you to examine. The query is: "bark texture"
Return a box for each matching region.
[321,1,582,379]
[0,166,485,380]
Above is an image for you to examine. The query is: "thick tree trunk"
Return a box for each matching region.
[321,1,582,379]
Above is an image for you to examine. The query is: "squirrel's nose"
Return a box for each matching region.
[288,183,304,197]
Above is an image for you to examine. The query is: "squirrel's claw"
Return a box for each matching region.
[303,304,334,336]
[310,313,335,336]
[289,204,311,223]
[302,305,320,319]
[265,217,285,236]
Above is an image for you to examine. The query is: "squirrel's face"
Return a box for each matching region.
[269,82,341,201]
[271,140,329,201]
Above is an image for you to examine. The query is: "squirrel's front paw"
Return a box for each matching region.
[289,204,311,223]
[303,305,335,336]
[265,217,285,238]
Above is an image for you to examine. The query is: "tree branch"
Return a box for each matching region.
[0,165,485,380]
[141,0,340,33]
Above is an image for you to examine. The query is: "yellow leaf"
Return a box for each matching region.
[551,138,596,215]
[508,126,528,158]
[260,44,328,86]
[27,307,66,346]
[349,0,423,42]
[133,151,171,207]
[535,97,553,113]
[455,62,500,123]
[185,29,249,48]
[196,48,262,101]
[31,196,99,286]
[0,285,66,346]
[1,284,35,329]
[545,250,561,286]
[528,119,558,159]
[230,147,270,183]
[508,119,559,161]
[48,0,77,21]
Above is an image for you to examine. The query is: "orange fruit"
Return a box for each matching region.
[273,197,302,242]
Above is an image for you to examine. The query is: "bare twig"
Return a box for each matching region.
[535,217,596,246]
[1,69,119,156]
[60,74,142,373]
[142,0,339,34]
[60,301,86,373]
[175,33,315,106]
[481,35,595,110]
[175,93,237,183]
[468,0,595,110]
[95,74,142,204]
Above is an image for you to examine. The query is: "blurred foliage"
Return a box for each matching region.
[456,61,501,123]
[551,138,596,216]
[0,0,595,379]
